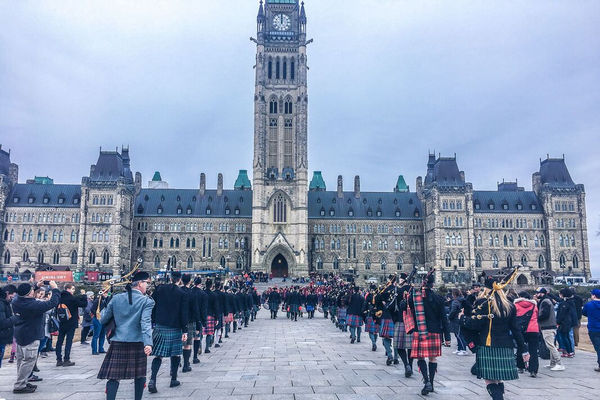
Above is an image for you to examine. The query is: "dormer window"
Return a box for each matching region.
[530,203,537,210]
[376,209,382,217]
[414,210,420,217]
[58,197,65,204]
[144,195,149,201]
[186,206,192,215]
[157,206,163,214]
[516,203,523,210]
[176,195,181,202]
[474,201,480,210]
[225,207,231,215]
[28,196,35,204]
[13,197,19,203]
[329,208,335,217]
[488,202,495,210]
[502,203,509,210]
[348,209,354,217]
[43,196,50,204]
[320,208,325,216]
[395,210,401,217]
[160,195,165,202]
[177,206,182,215]
[234,207,240,215]
[367,208,373,217]
[73,197,80,205]
[137,204,144,214]
[206,207,211,215]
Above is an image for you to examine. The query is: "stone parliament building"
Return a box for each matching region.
[0,0,591,285]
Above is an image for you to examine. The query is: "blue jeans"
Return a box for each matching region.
[91,318,105,354]
[38,337,48,353]
[589,331,600,367]
[557,329,573,353]
[0,344,4,367]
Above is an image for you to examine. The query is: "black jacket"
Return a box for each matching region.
[214,289,225,316]
[152,283,189,330]
[225,292,236,314]
[0,298,18,345]
[206,289,218,317]
[181,286,198,324]
[461,298,526,354]
[12,289,61,346]
[58,291,88,330]
[347,293,365,315]
[192,287,208,326]
[556,299,578,333]
[268,291,281,304]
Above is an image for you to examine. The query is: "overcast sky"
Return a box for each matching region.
[1,0,598,275]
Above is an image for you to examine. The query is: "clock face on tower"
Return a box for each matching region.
[272,13,291,31]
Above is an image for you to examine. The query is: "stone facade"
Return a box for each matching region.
[0,1,591,285]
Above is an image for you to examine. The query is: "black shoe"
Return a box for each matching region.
[372,344,377,351]
[393,359,399,365]
[218,338,223,344]
[205,349,211,354]
[28,375,42,382]
[357,338,360,343]
[182,366,192,373]
[169,379,181,388]
[63,360,75,367]
[486,383,504,400]
[99,350,106,354]
[148,379,157,393]
[13,386,36,394]
[405,365,413,378]
[421,382,433,395]
[56,361,63,367]
[26,383,37,389]
[214,344,221,348]
[193,358,200,364]
[351,338,355,344]
[33,365,39,372]
[529,372,537,378]
[80,341,89,345]
[225,334,229,338]
[386,357,393,366]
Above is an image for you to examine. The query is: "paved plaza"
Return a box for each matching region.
[0,309,598,400]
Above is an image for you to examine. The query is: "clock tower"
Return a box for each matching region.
[251,0,309,277]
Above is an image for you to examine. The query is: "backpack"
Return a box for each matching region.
[516,308,533,333]
[56,304,72,323]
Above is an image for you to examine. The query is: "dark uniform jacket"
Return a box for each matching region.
[206,289,217,317]
[12,289,61,346]
[152,283,189,330]
[192,287,208,327]
[268,291,281,305]
[0,297,18,345]
[58,291,88,330]
[347,293,365,316]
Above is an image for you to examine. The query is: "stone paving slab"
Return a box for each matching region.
[0,309,599,399]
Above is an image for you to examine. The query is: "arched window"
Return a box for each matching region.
[445,253,452,268]
[333,257,340,270]
[445,233,450,245]
[503,235,508,247]
[534,236,539,247]
[102,249,110,265]
[518,235,522,247]
[70,250,77,265]
[290,58,295,80]
[316,257,323,270]
[506,254,513,268]
[451,234,456,246]
[275,57,280,79]
[509,235,513,247]
[3,250,9,264]
[365,257,371,270]
[477,234,482,247]
[187,256,194,269]
[89,249,97,264]
[220,256,226,268]
[22,249,29,262]
[396,257,403,271]
[154,255,160,268]
[572,254,579,268]
[283,57,287,80]
[475,253,482,268]
[523,236,528,247]
[53,250,60,265]
[191,238,195,248]
[236,256,243,270]
[457,234,462,246]
[458,253,465,268]
[538,254,545,269]
[38,250,44,264]
[284,99,293,114]
[559,254,566,267]
[489,235,493,246]
[380,257,387,270]
[269,99,278,114]
[273,194,287,223]
[492,254,499,268]
[540,235,545,247]
[521,254,528,266]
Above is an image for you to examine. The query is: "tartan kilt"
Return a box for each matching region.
[393,322,412,349]
[152,325,183,357]
[476,346,518,381]
[365,317,380,334]
[379,319,395,339]
[185,322,195,346]
[347,314,363,328]
[224,313,234,323]
[337,307,347,321]
[98,341,147,380]
[203,316,216,336]
[411,332,442,359]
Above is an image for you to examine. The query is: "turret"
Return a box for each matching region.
[354,176,360,198]
[217,173,223,196]
[199,173,206,196]
[337,175,343,198]
[257,0,265,36]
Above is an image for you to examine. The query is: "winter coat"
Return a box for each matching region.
[58,291,88,331]
[582,300,600,333]
[556,299,577,333]
[448,296,465,333]
[0,298,18,345]
[514,298,539,333]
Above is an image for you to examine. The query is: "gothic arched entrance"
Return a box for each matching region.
[517,274,528,285]
[271,254,288,278]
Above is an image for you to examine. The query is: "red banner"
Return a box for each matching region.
[35,271,74,282]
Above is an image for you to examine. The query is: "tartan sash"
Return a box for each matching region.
[413,288,429,337]
[403,291,415,334]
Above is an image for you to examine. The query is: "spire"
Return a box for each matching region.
[300,1,307,24]
[309,171,326,191]
[257,0,265,22]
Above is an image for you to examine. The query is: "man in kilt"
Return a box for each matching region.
[191,277,207,364]
[213,281,225,347]
[148,271,189,394]
[406,272,451,396]
[365,285,379,351]
[392,273,414,377]
[203,279,217,353]
[346,286,364,344]
[375,277,396,366]
[97,271,154,400]
[180,274,197,373]
[224,287,235,338]
[268,287,281,319]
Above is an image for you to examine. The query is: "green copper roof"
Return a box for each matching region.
[309,171,326,191]
[152,171,162,181]
[234,170,251,190]
[395,175,409,192]
[34,176,53,185]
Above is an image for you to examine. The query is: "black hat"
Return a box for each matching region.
[471,282,481,288]
[535,287,548,294]
[17,283,32,297]
[399,272,408,280]
[193,277,202,286]
[171,271,182,282]
[205,278,213,288]
[425,272,435,288]
[181,273,192,285]
[131,271,150,283]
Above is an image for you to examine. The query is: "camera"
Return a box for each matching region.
[43,280,50,285]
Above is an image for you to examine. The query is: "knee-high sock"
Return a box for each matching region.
[234,320,238,331]
[407,349,414,368]
[150,357,162,381]
[417,359,429,383]
[170,356,180,380]
[134,377,145,400]
[182,349,191,368]
[398,349,409,367]
[357,328,361,341]
[193,340,200,359]
[393,347,399,360]
[106,379,119,400]
[428,362,437,385]
[205,335,212,351]
[382,338,392,357]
